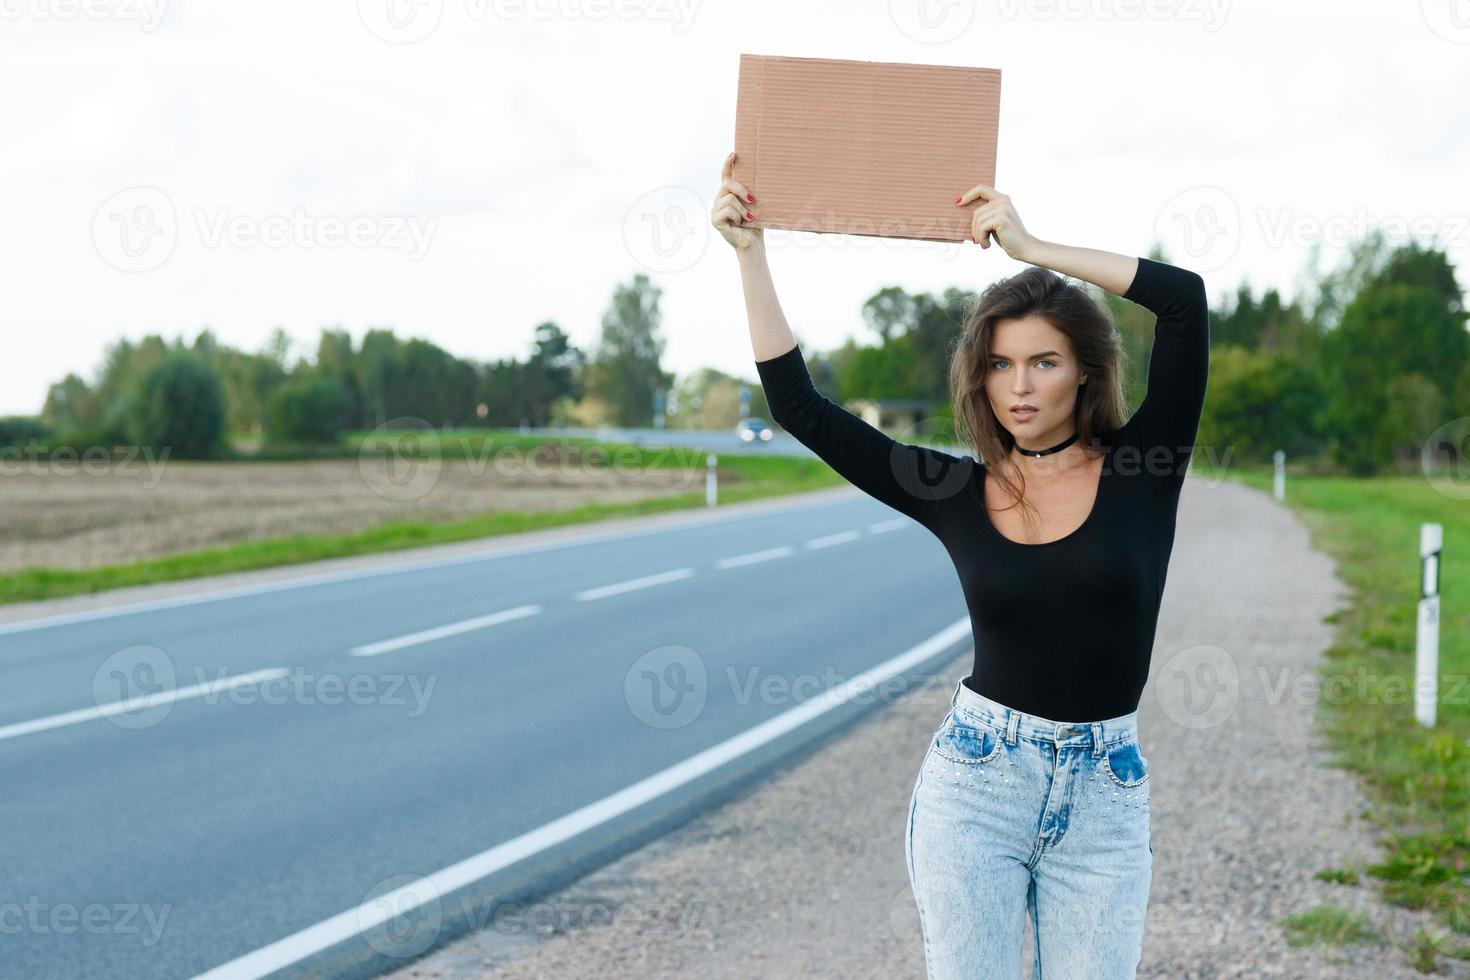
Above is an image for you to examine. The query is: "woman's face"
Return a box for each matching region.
[983,314,1089,447]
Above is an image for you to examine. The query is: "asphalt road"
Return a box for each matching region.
[0,489,973,979]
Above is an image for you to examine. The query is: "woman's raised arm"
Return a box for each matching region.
[712,151,970,532]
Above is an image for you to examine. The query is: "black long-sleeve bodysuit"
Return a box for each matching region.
[754,257,1210,722]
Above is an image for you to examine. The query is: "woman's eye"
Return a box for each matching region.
[1038,359,1056,368]
[991,360,1008,370]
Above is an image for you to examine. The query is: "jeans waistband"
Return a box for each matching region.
[950,675,1139,751]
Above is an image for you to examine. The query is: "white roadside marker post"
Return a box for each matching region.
[1415,522,1443,728]
[1273,449,1285,501]
[706,453,718,507]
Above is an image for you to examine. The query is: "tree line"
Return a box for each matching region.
[4,232,1467,475]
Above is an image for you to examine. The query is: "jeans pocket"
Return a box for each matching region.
[931,715,1005,766]
[1101,737,1149,788]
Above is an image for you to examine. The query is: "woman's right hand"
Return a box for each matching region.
[711,150,763,253]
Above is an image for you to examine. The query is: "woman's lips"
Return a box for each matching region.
[1010,408,1038,420]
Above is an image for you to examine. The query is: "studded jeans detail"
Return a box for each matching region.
[905,677,1152,979]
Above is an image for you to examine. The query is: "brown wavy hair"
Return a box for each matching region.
[947,266,1130,530]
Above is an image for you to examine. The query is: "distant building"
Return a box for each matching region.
[845,397,935,437]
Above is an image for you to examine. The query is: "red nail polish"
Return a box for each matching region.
[746,211,754,219]
[746,194,754,202]
[955,197,962,204]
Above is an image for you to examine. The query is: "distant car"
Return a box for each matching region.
[736,417,774,443]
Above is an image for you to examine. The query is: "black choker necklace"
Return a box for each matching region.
[1014,431,1078,458]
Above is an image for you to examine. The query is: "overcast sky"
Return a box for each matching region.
[2,0,1466,416]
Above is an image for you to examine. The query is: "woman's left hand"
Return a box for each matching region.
[955,184,1039,261]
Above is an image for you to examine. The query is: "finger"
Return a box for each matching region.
[722,151,734,180]
[717,192,754,220]
[712,203,744,226]
[956,182,1000,206]
[968,207,994,240]
[969,201,1001,232]
[973,216,997,248]
[721,176,753,203]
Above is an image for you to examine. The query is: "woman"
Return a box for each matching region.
[711,150,1209,978]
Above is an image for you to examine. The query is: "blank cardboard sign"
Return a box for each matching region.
[733,54,1000,244]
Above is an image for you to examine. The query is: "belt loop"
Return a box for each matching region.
[1091,722,1105,757]
[951,677,964,707]
[1006,711,1019,746]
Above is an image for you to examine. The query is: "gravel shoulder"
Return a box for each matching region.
[386,478,1468,979]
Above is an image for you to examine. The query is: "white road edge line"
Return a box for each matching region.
[0,668,292,743]
[349,605,543,657]
[573,568,694,601]
[188,616,972,980]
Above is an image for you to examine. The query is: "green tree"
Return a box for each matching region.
[588,274,671,426]
[264,375,351,444]
[124,352,227,459]
[1197,345,1323,464]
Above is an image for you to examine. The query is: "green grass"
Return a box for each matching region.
[0,435,850,606]
[1279,904,1384,948]
[1226,461,1470,971]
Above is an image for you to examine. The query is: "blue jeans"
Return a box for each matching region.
[905,677,1153,978]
